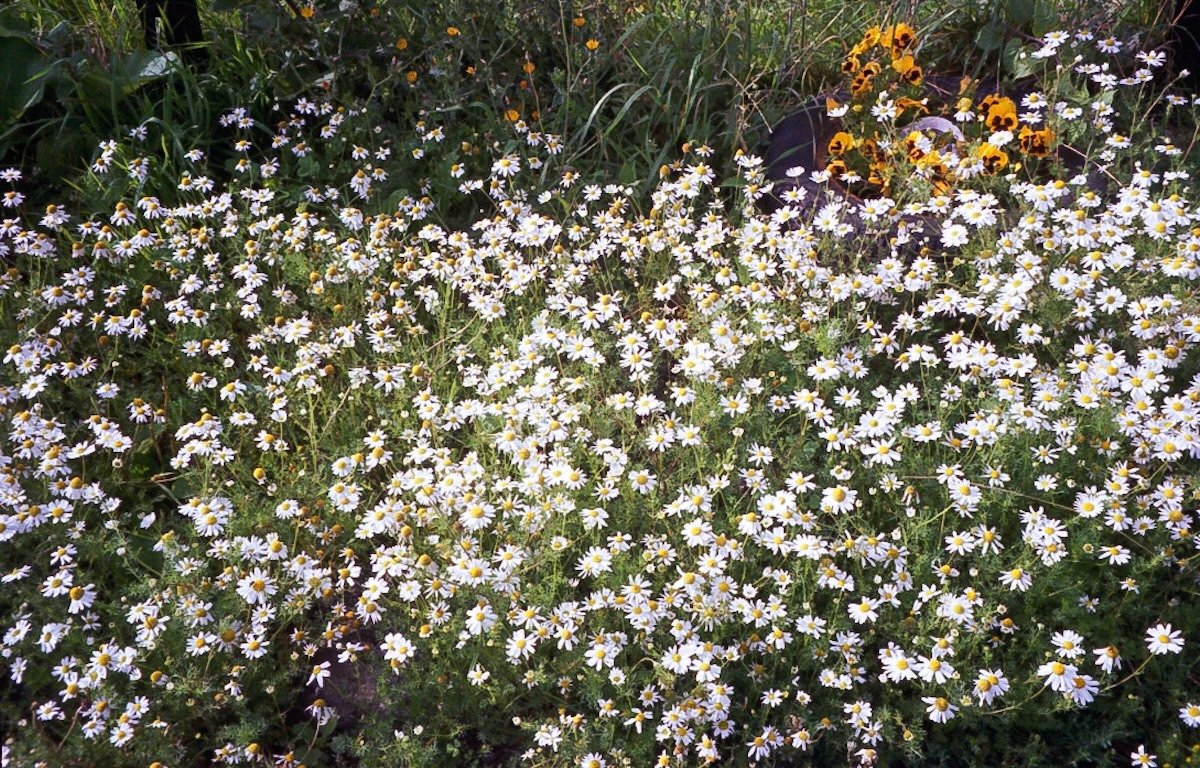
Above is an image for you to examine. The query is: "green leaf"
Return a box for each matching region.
[297,155,320,178]
[1032,1,1058,36]
[0,7,33,36]
[975,22,1005,53]
[1006,0,1035,27]
[128,439,161,481]
[1002,38,1025,76]
[35,131,92,180]
[110,50,172,91]
[171,476,198,500]
[618,159,637,185]
[1010,55,1037,81]
[0,34,50,122]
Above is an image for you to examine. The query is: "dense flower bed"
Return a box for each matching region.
[1,25,1199,768]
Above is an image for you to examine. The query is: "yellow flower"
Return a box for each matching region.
[860,26,881,50]
[447,26,460,37]
[904,131,928,162]
[985,99,1018,131]
[827,131,856,158]
[895,96,928,117]
[394,37,408,50]
[505,109,520,122]
[881,22,917,54]
[930,163,953,194]
[406,70,418,84]
[585,38,600,52]
[299,4,315,18]
[976,142,1008,174]
[1019,125,1055,158]
[850,72,873,97]
[891,54,922,84]
[825,159,848,178]
[573,15,586,27]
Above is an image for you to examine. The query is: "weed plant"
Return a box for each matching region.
[0,3,1199,768]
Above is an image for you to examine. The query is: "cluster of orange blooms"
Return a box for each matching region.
[825,23,1057,198]
[842,22,923,94]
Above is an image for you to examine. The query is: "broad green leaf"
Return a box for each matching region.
[129,439,161,481]
[297,154,320,178]
[618,159,637,185]
[975,22,1006,53]
[1032,2,1058,36]
[1007,0,1035,26]
[111,50,172,91]
[0,35,49,122]
[1002,38,1025,76]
